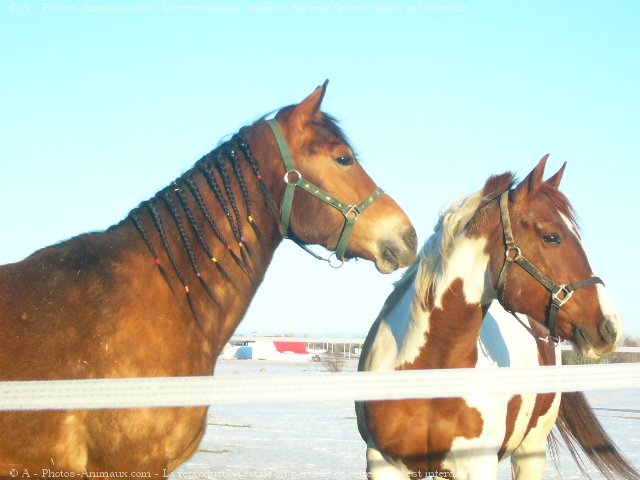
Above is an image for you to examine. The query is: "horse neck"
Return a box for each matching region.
[401,233,492,370]
[114,121,288,353]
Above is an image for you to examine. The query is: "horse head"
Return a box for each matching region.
[484,155,620,357]
[260,81,417,273]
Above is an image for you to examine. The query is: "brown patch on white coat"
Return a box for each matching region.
[357,155,622,479]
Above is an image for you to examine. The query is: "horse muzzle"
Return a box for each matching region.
[574,315,620,359]
[375,226,418,274]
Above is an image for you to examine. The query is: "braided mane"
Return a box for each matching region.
[122,112,349,325]
[123,128,269,323]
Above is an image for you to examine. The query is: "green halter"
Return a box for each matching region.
[267,119,383,266]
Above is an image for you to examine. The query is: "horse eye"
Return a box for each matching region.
[543,233,562,245]
[336,156,354,167]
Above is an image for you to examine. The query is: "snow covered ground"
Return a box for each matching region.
[173,359,640,479]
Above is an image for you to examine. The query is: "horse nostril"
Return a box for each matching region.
[599,317,618,344]
[382,245,400,267]
[403,226,418,254]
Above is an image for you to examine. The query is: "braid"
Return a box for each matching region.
[175,180,232,283]
[126,124,276,322]
[229,142,262,243]
[222,147,256,263]
[173,182,216,261]
[145,201,205,332]
[228,146,252,219]
[147,199,188,289]
[130,208,175,294]
[215,150,244,242]
[184,176,227,245]
[184,175,248,277]
[198,158,240,241]
[162,188,199,274]
[236,129,261,177]
[237,131,278,219]
[162,188,219,306]
[214,150,253,268]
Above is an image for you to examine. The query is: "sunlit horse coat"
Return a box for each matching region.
[0,83,417,476]
[357,157,637,480]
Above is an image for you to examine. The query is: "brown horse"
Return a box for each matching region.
[357,156,638,479]
[0,82,417,476]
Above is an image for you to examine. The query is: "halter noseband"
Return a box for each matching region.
[267,119,383,267]
[496,190,603,343]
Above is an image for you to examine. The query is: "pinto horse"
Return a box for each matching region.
[0,82,417,476]
[357,156,639,479]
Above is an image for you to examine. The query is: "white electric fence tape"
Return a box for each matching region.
[0,363,639,411]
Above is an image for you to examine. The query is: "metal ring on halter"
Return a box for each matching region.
[327,252,345,269]
[344,205,361,221]
[552,285,574,307]
[505,245,521,261]
[283,170,302,184]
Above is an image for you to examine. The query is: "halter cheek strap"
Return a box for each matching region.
[496,191,604,343]
[267,119,383,264]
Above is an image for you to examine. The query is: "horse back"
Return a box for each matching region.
[0,225,208,381]
[0,230,124,378]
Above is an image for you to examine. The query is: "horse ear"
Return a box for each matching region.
[545,161,566,189]
[289,80,328,130]
[511,154,549,203]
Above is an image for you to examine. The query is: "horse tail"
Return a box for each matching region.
[549,391,640,480]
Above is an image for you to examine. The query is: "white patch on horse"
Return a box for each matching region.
[560,210,622,347]
[510,389,561,479]
[384,283,418,349]
[366,446,411,480]
[370,236,490,369]
[363,191,492,370]
[387,281,426,368]
[433,236,488,308]
[480,303,554,459]
[559,212,580,240]
[440,390,505,479]
[596,283,622,343]
[441,303,552,478]
[560,211,622,350]
[362,321,399,372]
[363,284,426,370]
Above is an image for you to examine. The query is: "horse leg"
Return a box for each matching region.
[510,390,560,480]
[510,437,547,480]
[366,446,409,480]
[441,456,499,480]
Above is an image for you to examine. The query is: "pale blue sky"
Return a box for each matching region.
[1,1,638,336]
